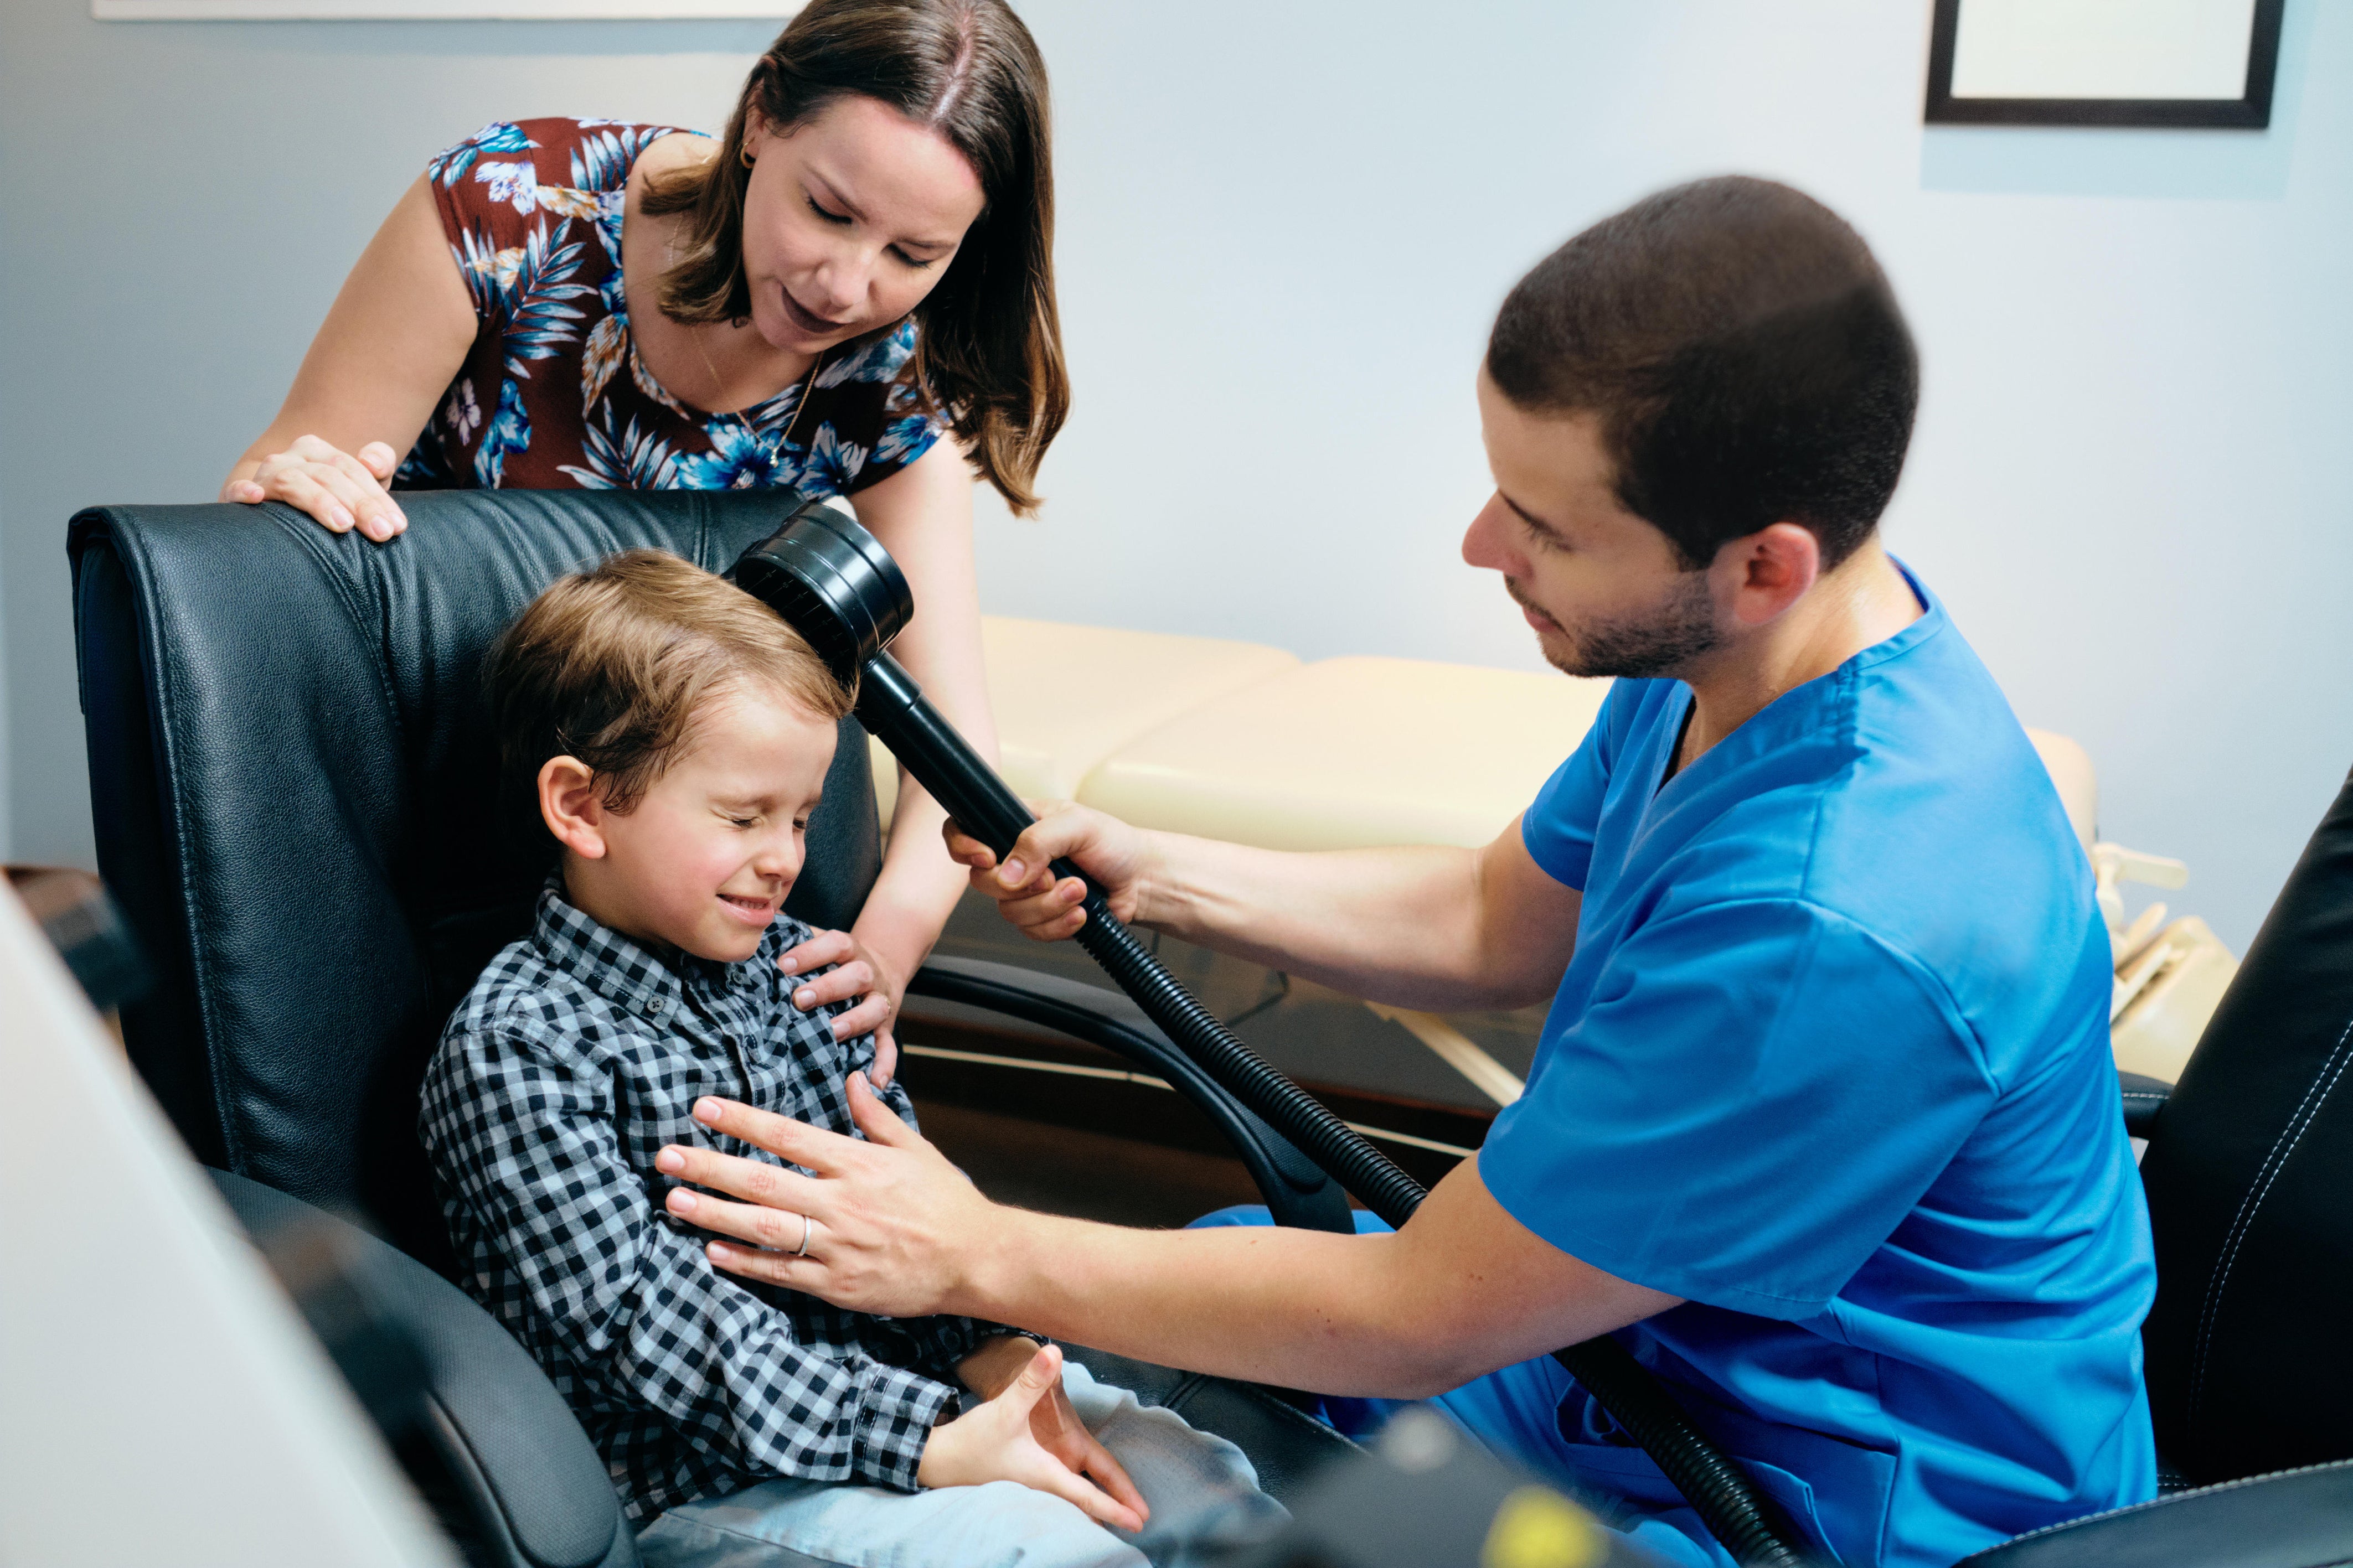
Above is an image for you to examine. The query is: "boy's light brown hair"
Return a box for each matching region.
[484,548,853,814]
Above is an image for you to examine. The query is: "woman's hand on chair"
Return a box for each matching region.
[779,927,906,1086]
[222,434,408,542]
[943,801,1156,941]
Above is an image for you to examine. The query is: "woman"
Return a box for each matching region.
[222,0,1063,1071]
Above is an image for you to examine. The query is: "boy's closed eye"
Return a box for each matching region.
[713,806,811,831]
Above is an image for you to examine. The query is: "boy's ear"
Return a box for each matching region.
[538,755,609,860]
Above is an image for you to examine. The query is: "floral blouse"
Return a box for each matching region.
[396,118,942,499]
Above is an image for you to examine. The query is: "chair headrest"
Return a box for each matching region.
[69,490,850,1255]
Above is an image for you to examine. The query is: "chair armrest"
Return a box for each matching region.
[908,955,1357,1234]
[2120,1070,2172,1141]
[1957,1459,2353,1566]
[209,1169,638,1568]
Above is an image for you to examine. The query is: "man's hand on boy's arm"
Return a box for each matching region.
[955,1334,1144,1525]
[920,1341,1147,1533]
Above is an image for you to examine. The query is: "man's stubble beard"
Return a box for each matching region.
[1516,570,1725,681]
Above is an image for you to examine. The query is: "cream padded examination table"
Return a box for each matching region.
[870,617,1298,825]
[896,618,2109,1108]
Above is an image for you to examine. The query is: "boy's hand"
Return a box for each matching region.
[958,1336,1145,1527]
[918,1342,1148,1533]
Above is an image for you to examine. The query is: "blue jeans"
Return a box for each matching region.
[1190,1205,1724,1568]
[635,1359,1288,1568]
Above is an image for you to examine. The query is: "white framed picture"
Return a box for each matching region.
[1924,0,2284,128]
[95,0,790,18]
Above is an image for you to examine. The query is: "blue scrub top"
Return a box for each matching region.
[1479,567,2155,1567]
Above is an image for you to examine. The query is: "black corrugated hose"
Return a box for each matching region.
[852,655,1814,1568]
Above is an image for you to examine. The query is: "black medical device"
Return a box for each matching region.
[730,499,1811,1567]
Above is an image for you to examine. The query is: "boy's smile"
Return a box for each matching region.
[718,889,784,929]
[545,680,840,964]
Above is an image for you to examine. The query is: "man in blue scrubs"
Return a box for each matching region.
[660,176,2158,1568]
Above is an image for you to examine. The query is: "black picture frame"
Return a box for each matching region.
[1924,0,2284,129]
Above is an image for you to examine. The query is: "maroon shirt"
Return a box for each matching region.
[397,117,941,499]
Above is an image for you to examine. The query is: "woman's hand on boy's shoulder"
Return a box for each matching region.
[778,926,904,1087]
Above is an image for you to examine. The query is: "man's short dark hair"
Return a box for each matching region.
[1486,176,1918,571]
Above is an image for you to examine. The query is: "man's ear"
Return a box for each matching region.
[538,756,609,860]
[1716,522,1820,630]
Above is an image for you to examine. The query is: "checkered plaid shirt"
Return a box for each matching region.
[419,880,1008,1524]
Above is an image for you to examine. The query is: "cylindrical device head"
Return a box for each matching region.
[727,498,914,686]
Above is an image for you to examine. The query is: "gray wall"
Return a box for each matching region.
[4,1,2347,954]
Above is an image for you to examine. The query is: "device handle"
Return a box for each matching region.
[855,655,1427,1219]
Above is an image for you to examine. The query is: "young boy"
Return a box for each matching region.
[419,551,1284,1568]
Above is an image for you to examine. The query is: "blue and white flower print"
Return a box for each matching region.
[569,125,675,193]
[793,423,869,494]
[411,118,942,499]
[871,413,937,470]
[395,437,454,488]
[591,190,627,283]
[580,315,628,412]
[430,121,537,189]
[451,225,524,319]
[677,420,787,491]
[476,159,539,215]
[558,405,682,490]
[474,378,531,487]
[497,220,596,377]
[444,377,483,443]
[813,319,919,389]
[470,158,601,222]
[741,381,810,439]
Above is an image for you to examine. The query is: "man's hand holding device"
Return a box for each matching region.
[944,801,1152,939]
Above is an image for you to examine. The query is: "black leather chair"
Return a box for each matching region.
[1953,769,2353,1565]
[69,493,1353,1568]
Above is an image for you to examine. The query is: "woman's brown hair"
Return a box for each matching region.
[643,0,1065,514]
